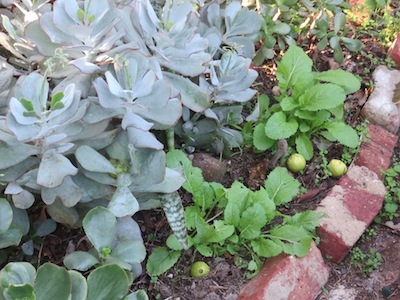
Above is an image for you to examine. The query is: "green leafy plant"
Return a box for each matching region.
[350,246,382,276]
[0,262,148,300]
[375,160,400,222]
[146,150,324,278]
[254,0,363,64]
[247,44,361,160]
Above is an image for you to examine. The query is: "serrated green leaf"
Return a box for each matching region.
[185,206,202,230]
[314,69,361,94]
[146,247,181,276]
[251,238,283,258]
[323,122,359,148]
[268,225,313,257]
[276,45,314,94]
[253,123,275,151]
[238,203,266,239]
[295,134,313,160]
[196,245,213,257]
[251,188,276,222]
[280,97,298,111]
[265,167,300,205]
[284,211,325,231]
[299,84,346,111]
[265,112,298,140]
[166,150,204,195]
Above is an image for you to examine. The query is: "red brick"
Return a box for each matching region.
[316,166,386,263]
[366,124,399,151]
[354,142,393,179]
[238,242,330,300]
[354,125,398,179]
[389,34,400,69]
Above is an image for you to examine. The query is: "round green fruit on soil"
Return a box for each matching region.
[190,261,210,278]
[327,159,347,178]
[287,154,306,173]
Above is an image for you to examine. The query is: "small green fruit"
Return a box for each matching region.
[190,261,210,278]
[328,159,347,178]
[287,154,306,173]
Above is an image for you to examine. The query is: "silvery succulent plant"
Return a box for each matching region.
[0,0,262,274]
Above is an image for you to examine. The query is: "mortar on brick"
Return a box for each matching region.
[346,166,387,196]
[317,185,367,247]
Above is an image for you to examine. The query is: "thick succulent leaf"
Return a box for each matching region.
[163,72,209,112]
[0,198,12,235]
[112,217,143,246]
[41,176,83,207]
[108,187,140,218]
[36,263,71,300]
[68,270,88,300]
[0,141,38,169]
[76,145,116,174]
[130,168,185,193]
[0,224,23,248]
[46,199,80,228]
[37,151,78,188]
[132,79,182,128]
[87,264,129,300]
[64,251,99,271]
[24,19,60,56]
[83,207,117,251]
[12,189,35,210]
[11,205,30,235]
[72,174,114,203]
[126,127,164,149]
[0,262,36,286]
[112,240,146,264]
[121,111,153,131]
[129,148,165,185]
[93,77,126,109]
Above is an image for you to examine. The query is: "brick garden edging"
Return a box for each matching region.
[238,124,399,300]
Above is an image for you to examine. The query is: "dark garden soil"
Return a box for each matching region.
[2,4,400,300]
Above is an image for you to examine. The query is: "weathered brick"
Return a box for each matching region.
[354,142,393,179]
[354,124,398,179]
[238,242,330,300]
[316,166,386,263]
[389,33,400,69]
[366,124,398,151]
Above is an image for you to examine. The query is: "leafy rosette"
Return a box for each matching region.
[0,73,109,210]
[200,51,258,103]
[199,1,262,58]
[94,52,183,150]
[118,0,211,77]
